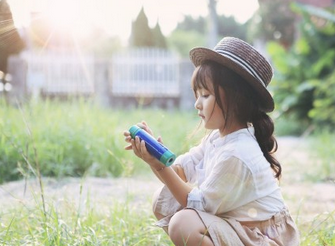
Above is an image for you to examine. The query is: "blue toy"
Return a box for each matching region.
[129,125,176,166]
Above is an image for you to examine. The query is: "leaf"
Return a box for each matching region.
[281,95,298,111]
[296,80,317,93]
[294,38,310,55]
[292,2,335,23]
[311,50,335,75]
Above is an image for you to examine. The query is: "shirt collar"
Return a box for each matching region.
[211,127,255,147]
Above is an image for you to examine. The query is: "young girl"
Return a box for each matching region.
[124,37,300,246]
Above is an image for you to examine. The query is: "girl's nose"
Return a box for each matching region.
[194,98,201,110]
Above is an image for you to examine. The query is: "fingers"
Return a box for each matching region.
[141,121,147,125]
[139,138,149,157]
[124,144,132,150]
[131,137,144,158]
[123,130,130,138]
[130,136,153,161]
[137,122,146,130]
[123,131,132,150]
[124,135,131,143]
[137,121,153,135]
[123,124,155,161]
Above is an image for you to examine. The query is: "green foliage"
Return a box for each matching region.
[273,113,309,136]
[267,4,335,129]
[217,15,248,41]
[248,0,296,47]
[0,100,124,182]
[167,30,206,57]
[174,15,247,40]
[175,16,207,33]
[0,99,200,183]
[167,15,248,57]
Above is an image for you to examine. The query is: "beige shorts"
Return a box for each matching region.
[153,186,300,246]
[195,207,300,246]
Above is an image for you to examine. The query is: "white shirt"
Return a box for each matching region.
[175,127,285,221]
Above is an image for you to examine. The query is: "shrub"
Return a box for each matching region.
[267,4,335,130]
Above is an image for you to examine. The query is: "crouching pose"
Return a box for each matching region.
[124,37,300,246]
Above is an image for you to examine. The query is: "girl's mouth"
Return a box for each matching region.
[198,114,205,120]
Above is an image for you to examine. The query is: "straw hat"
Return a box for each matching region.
[189,37,274,112]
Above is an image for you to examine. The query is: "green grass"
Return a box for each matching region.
[0,98,304,184]
[0,191,173,245]
[304,130,335,182]
[299,211,335,246]
[1,98,334,245]
[0,98,202,183]
[0,179,333,246]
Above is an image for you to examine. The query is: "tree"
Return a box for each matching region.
[0,0,25,74]
[152,22,167,48]
[248,0,296,48]
[130,7,167,48]
[167,15,248,57]
[130,7,154,47]
[175,15,207,33]
[217,15,248,41]
[168,29,206,57]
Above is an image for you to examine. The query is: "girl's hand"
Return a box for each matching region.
[123,121,165,170]
[123,121,155,150]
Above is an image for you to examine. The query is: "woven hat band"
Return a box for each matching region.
[216,49,266,87]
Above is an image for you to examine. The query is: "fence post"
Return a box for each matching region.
[7,55,27,104]
[179,59,195,110]
[94,58,110,108]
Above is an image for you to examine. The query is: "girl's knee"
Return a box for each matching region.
[169,210,195,236]
[169,209,212,246]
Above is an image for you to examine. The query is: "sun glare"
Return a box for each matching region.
[9,0,259,44]
[43,0,91,37]
[47,1,77,29]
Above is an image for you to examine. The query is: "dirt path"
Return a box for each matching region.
[0,136,334,225]
[275,137,335,226]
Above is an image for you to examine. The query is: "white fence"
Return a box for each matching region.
[22,48,180,98]
[111,48,180,97]
[24,51,95,95]
[7,49,196,109]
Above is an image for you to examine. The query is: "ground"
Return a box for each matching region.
[0,136,334,228]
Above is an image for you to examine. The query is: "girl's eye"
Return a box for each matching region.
[202,94,210,98]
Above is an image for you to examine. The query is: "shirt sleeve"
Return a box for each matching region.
[186,156,257,214]
[172,137,206,184]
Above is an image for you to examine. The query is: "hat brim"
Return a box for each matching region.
[189,47,274,112]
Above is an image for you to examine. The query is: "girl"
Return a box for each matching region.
[124,37,300,246]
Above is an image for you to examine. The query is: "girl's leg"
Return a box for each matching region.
[168,209,214,246]
[152,188,169,233]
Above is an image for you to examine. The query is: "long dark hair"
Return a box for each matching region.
[192,61,282,179]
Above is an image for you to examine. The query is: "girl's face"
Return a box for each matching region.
[194,82,225,131]
[192,62,249,136]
